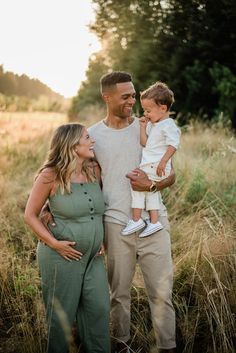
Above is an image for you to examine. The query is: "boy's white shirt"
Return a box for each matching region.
[140,118,181,171]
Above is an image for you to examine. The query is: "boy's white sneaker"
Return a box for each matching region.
[121,218,146,236]
[139,221,163,238]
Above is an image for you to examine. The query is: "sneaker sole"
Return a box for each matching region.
[139,225,163,238]
[121,223,146,236]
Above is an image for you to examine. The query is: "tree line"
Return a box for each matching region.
[70,0,236,130]
[0,65,63,100]
[0,65,66,112]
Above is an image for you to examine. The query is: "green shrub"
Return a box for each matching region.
[185,172,208,204]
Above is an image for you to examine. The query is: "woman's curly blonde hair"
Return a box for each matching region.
[37,123,96,194]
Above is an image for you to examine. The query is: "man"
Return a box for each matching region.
[89,71,176,353]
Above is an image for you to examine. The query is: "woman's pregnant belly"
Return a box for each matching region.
[48,217,103,255]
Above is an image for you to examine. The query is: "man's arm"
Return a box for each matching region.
[40,202,55,227]
[126,164,176,192]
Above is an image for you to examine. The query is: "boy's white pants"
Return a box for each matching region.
[131,162,168,210]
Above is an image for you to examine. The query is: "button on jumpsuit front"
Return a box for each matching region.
[37,182,111,353]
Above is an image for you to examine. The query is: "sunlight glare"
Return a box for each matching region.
[0,0,101,97]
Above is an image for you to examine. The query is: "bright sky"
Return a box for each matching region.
[0,0,101,98]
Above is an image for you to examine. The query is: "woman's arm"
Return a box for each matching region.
[24,169,83,261]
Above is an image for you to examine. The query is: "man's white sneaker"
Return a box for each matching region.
[121,218,146,235]
[139,221,163,238]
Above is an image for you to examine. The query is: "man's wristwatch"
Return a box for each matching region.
[149,180,158,192]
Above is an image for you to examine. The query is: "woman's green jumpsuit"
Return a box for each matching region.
[37,182,110,353]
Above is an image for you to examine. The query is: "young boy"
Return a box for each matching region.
[122,81,181,237]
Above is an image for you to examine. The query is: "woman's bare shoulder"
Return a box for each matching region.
[38,167,57,184]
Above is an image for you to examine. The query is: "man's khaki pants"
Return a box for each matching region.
[104,216,176,350]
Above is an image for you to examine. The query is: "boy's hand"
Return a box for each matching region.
[139,116,148,129]
[156,160,167,177]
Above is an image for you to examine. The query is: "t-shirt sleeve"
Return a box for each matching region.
[164,120,181,149]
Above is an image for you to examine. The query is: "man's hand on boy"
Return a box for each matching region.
[127,166,175,192]
[126,169,152,191]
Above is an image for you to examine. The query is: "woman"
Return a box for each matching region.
[24,124,110,353]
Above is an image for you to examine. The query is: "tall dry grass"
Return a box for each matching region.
[0,112,65,353]
[0,113,235,353]
[130,123,236,353]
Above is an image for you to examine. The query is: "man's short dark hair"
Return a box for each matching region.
[100,71,132,93]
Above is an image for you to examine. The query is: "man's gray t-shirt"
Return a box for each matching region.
[89,118,167,225]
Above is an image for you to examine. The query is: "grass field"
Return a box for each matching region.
[0,112,235,353]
